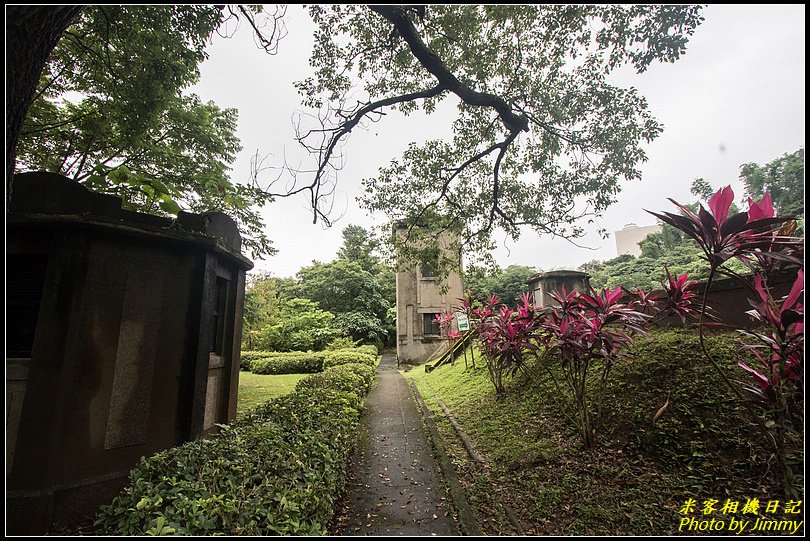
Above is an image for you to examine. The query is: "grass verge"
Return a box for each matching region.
[237,372,309,416]
[405,329,802,535]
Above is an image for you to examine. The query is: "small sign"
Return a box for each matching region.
[456,312,470,331]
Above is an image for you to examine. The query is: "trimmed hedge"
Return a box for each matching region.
[241,347,378,374]
[240,350,271,362]
[321,350,376,370]
[251,351,324,375]
[354,344,379,357]
[94,363,374,536]
[297,362,376,397]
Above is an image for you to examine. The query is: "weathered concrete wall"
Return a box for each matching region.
[395,233,465,365]
[650,272,798,329]
[527,268,797,330]
[527,270,591,308]
[6,172,252,534]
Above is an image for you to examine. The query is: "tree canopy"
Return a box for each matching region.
[740,148,804,218]
[243,224,396,349]
[287,5,703,267]
[580,165,798,290]
[337,224,382,273]
[464,264,537,306]
[12,5,275,258]
[7,5,705,268]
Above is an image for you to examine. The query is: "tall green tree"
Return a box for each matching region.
[690,177,740,215]
[689,177,715,202]
[464,264,537,306]
[337,224,381,272]
[6,6,82,184]
[335,224,396,311]
[740,148,804,217]
[280,224,397,345]
[291,259,390,321]
[637,226,688,260]
[8,6,703,267]
[289,5,703,267]
[14,5,275,258]
[242,273,282,350]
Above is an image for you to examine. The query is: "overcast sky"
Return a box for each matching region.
[189,4,805,278]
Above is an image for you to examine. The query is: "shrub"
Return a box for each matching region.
[321,350,376,370]
[473,293,538,395]
[535,286,650,448]
[325,336,359,350]
[242,348,377,374]
[255,298,342,352]
[94,363,374,535]
[650,186,804,496]
[250,351,324,375]
[353,344,379,357]
[239,350,273,371]
[297,363,375,397]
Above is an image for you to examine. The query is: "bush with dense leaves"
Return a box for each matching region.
[297,362,376,397]
[250,351,324,375]
[241,347,378,374]
[321,350,377,370]
[94,363,374,535]
[325,336,360,350]
[353,344,379,357]
[239,350,272,371]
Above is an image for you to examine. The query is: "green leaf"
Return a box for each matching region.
[158,195,181,214]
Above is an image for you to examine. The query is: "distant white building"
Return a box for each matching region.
[615,223,661,257]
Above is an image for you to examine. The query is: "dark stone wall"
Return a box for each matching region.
[650,272,798,329]
[526,268,798,329]
[6,173,252,534]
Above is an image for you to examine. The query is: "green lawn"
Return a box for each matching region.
[405,330,794,535]
[237,372,309,415]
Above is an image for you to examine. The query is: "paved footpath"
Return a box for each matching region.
[333,353,458,536]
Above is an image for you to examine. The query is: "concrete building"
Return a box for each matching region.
[615,223,661,257]
[6,172,252,534]
[527,270,591,307]
[394,226,464,365]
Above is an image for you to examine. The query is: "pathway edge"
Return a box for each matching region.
[408,380,483,536]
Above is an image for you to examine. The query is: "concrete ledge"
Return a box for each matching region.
[421,380,526,535]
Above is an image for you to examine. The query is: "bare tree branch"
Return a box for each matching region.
[236,5,288,55]
[21,112,96,136]
[282,5,535,235]
[369,5,529,134]
[475,129,520,237]
[409,138,509,231]
[265,84,445,225]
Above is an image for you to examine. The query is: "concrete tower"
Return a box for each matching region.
[394,225,464,365]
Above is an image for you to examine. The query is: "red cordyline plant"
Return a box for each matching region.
[434,309,460,365]
[535,285,650,448]
[434,309,458,341]
[625,266,707,325]
[649,186,804,496]
[473,293,539,395]
[738,270,804,404]
[466,276,705,448]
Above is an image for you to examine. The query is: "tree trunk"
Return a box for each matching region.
[6,5,82,203]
